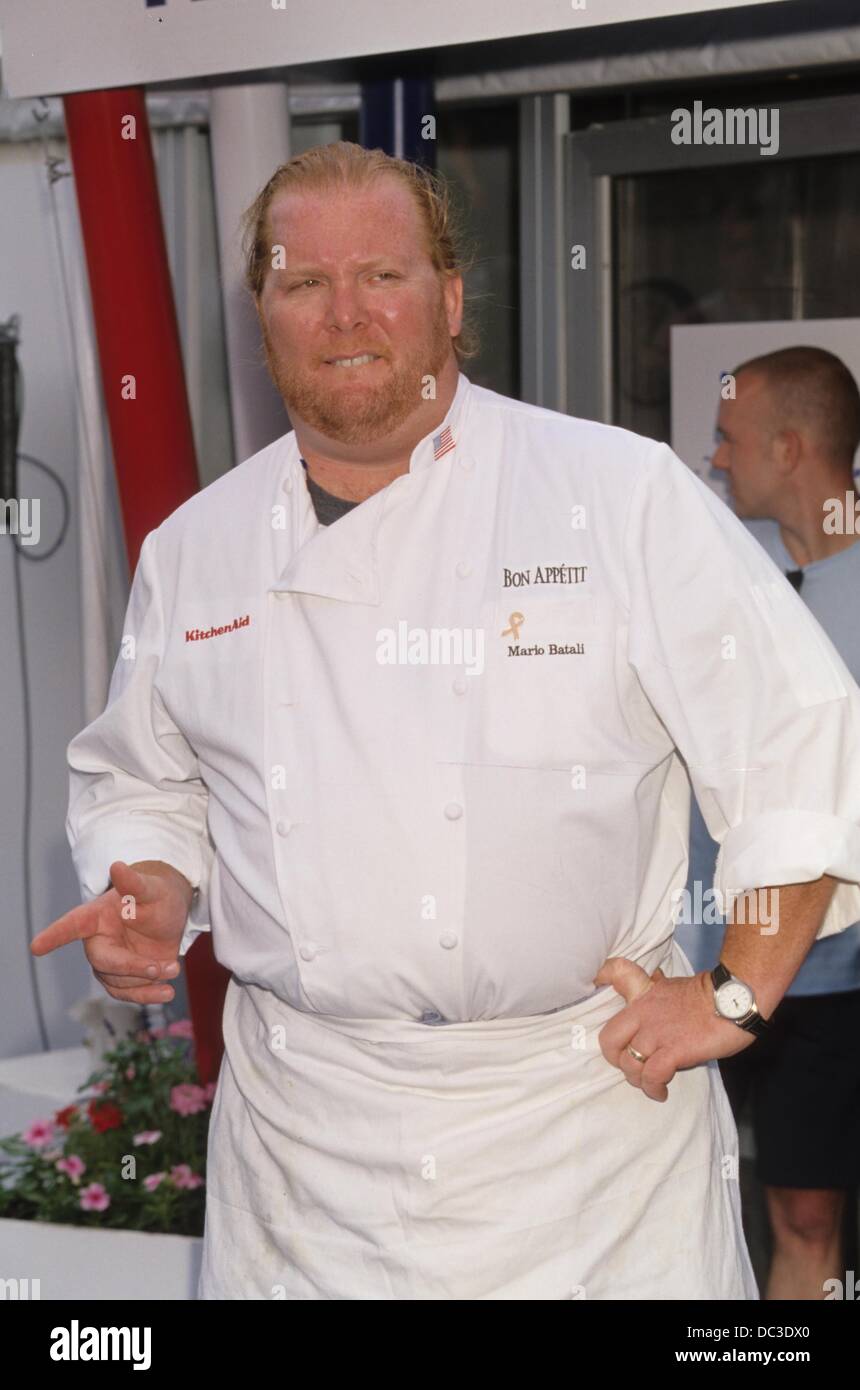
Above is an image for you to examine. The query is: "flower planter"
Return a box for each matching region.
[0,1217,203,1299]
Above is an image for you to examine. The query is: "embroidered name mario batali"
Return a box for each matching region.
[502,565,587,588]
[186,615,251,642]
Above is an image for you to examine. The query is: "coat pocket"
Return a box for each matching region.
[462,595,616,769]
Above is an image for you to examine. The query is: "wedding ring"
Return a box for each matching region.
[627,1044,648,1063]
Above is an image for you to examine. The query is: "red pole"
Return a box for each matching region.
[63,88,229,1084]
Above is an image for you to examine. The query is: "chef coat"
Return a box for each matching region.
[66,369,860,1023]
[65,368,860,1299]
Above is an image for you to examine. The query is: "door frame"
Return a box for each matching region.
[563,90,860,424]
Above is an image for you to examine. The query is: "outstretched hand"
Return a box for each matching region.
[30,860,192,1005]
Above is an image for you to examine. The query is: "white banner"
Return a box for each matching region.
[0,0,792,99]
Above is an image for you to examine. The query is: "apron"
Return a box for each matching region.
[197,938,759,1300]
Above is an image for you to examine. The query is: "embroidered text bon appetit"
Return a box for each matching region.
[502,565,587,588]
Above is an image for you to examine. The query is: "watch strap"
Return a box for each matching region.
[741,1010,770,1038]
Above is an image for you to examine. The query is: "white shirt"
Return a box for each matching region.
[66,372,860,1021]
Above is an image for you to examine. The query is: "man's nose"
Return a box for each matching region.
[711,441,729,472]
[325,284,368,329]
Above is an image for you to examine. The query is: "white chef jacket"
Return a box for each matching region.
[68,370,860,1300]
[66,370,860,1022]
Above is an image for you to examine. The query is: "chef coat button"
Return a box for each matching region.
[438,931,459,950]
[282,476,293,494]
[420,1009,446,1025]
[455,559,472,579]
[459,455,474,472]
[443,801,463,820]
[276,820,292,837]
[452,676,468,696]
[299,943,318,961]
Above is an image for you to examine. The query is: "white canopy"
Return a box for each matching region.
[0,0,792,100]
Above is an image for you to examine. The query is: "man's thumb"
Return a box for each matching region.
[594,956,657,1002]
[108,860,154,903]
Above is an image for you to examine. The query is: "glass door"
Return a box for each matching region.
[565,93,860,443]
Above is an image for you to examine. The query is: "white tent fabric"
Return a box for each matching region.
[438,23,860,99]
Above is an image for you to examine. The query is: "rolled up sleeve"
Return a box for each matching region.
[623,440,860,941]
[66,528,213,957]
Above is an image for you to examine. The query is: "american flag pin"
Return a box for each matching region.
[432,425,455,460]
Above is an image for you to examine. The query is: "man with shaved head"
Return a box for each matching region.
[678,345,860,1300]
[715,346,860,537]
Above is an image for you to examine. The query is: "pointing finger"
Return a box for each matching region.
[30,901,101,956]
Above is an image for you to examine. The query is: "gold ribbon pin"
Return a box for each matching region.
[501,611,524,640]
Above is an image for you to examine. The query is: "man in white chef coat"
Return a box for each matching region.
[33,142,860,1300]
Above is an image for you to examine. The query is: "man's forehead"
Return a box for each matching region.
[265,181,429,270]
[720,370,765,414]
[267,178,419,233]
[735,369,769,402]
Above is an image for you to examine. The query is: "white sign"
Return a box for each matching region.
[0,0,792,100]
[671,318,860,503]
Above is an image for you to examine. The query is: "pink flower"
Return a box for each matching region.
[203,1082,217,1102]
[57,1155,86,1182]
[169,1083,208,1116]
[79,1182,110,1212]
[125,1065,136,1080]
[171,1164,204,1190]
[23,1119,58,1149]
[133,1130,162,1146]
[89,1081,111,1095]
[143,1172,166,1192]
[166,1019,194,1039]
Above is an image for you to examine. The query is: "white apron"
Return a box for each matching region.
[197,937,759,1301]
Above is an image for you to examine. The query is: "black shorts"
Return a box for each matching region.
[718,987,860,1190]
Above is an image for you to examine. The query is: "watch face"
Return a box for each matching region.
[715,980,754,1020]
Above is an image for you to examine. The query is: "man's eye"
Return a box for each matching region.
[374,272,398,281]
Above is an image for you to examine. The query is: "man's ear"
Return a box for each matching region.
[775,428,803,472]
[443,272,464,339]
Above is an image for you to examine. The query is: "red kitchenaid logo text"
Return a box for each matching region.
[185,615,251,642]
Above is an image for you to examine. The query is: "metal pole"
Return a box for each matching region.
[63,87,223,1083]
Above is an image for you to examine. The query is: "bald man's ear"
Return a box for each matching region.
[773,427,803,473]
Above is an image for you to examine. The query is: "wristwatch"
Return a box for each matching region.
[710,962,771,1038]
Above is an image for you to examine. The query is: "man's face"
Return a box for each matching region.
[255,176,462,446]
[711,371,781,517]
